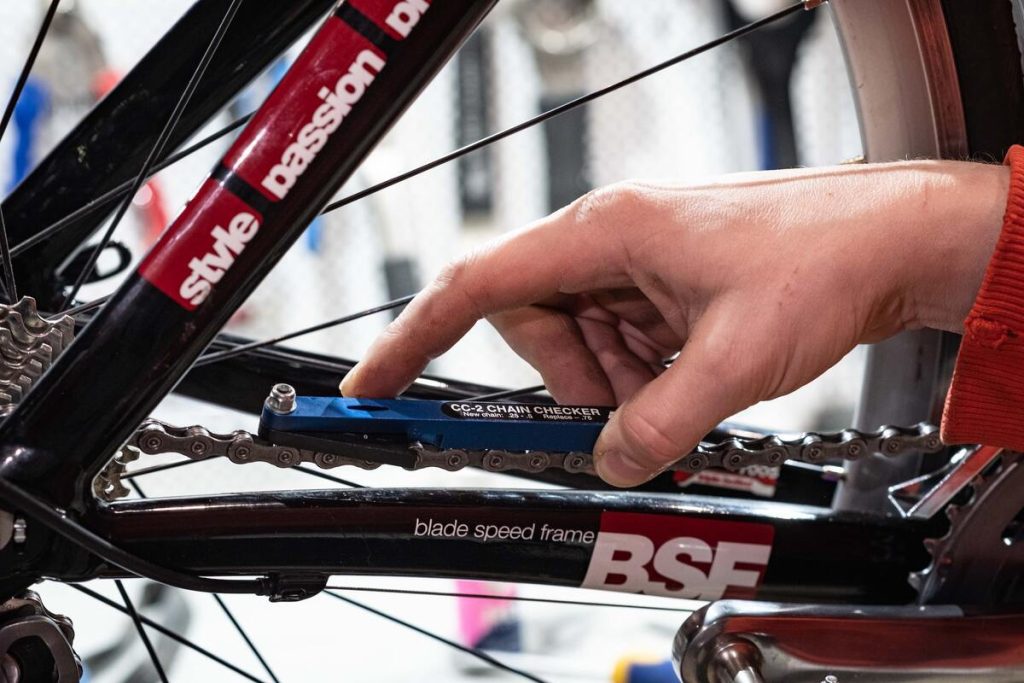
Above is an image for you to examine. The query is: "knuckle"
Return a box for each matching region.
[616,408,682,470]
[434,251,492,318]
[569,182,646,225]
[436,257,471,290]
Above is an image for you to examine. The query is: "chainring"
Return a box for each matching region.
[914,450,1024,606]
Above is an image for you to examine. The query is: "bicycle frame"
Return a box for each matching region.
[0,0,936,606]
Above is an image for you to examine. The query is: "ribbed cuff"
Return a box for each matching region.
[942,145,1024,447]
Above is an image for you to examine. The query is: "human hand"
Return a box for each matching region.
[341,160,1008,486]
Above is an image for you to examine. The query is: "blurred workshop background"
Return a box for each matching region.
[0,1,861,681]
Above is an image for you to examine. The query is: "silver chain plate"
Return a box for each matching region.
[96,418,945,501]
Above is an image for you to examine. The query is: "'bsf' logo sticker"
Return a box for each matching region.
[581,512,773,600]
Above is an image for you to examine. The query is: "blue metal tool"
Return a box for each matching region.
[260,396,611,453]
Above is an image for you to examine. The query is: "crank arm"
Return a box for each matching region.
[674,600,1024,682]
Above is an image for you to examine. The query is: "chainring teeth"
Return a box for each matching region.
[914,451,1024,605]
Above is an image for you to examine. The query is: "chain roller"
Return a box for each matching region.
[96,418,945,501]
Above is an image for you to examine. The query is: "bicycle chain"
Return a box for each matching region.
[96,418,945,501]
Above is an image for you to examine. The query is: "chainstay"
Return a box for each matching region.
[115,419,943,482]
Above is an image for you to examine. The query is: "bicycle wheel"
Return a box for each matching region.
[0,0,1018,681]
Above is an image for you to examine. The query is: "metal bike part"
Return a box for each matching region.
[915,451,1024,606]
[0,591,81,683]
[265,383,296,415]
[888,445,1003,519]
[831,0,967,514]
[708,636,765,683]
[0,298,74,415]
[10,520,24,546]
[672,599,1024,682]
[101,413,946,503]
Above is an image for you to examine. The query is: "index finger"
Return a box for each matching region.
[341,188,641,397]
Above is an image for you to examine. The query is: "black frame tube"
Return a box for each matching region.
[5,0,336,308]
[75,490,928,605]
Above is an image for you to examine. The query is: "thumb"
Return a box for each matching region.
[593,318,764,487]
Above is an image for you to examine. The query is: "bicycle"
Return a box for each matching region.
[0,0,1023,680]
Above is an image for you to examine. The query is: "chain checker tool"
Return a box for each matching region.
[101,383,944,500]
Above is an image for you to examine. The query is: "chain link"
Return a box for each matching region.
[96,418,945,501]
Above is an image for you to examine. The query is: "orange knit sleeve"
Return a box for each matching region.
[942,145,1024,448]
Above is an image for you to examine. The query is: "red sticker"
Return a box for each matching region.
[223,18,385,203]
[138,0,436,310]
[137,178,262,311]
[581,512,774,600]
[674,466,780,498]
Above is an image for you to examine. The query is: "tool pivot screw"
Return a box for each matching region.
[267,384,297,415]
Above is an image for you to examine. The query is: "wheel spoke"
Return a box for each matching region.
[115,579,170,683]
[48,1,809,320]
[195,294,414,367]
[188,4,807,366]
[70,583,269,683]
[326,591,550,683]
[13,112,254,258]
[325,585,689,612]
[318,2,805,217]
[60,0,246,311]
[470,386,546,401]
[121,458,204,480]
[0,0,62,300]
[293,464,364,488]
[129,479,280,682]
[59,294,110,318]
[122,456,364,488]
[213,595,281,683]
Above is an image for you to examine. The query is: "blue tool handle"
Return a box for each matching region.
[260,397,611,452]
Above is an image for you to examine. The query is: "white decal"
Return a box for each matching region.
[581,532,772,600]
[261,49,386,200]
[178,212,260,306]
[386,0,430,37]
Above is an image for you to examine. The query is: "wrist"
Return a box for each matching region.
[903,160,1009,333]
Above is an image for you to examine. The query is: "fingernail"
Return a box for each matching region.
[339,367,361,396]
[594,448,649,487]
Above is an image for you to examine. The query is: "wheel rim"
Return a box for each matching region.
[830,0,968,513]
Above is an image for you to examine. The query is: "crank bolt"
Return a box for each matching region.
[710,636,764,683]
[266,383,297,415]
